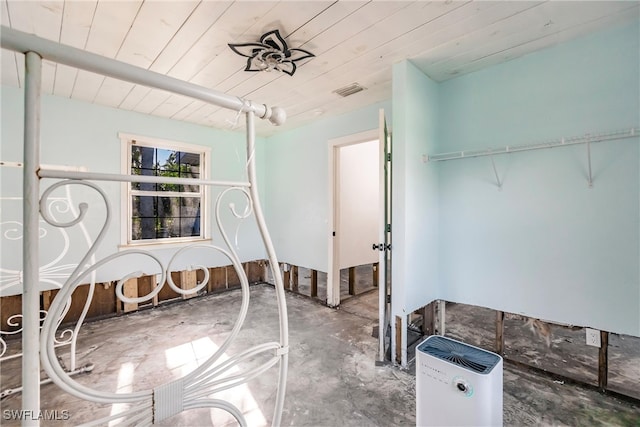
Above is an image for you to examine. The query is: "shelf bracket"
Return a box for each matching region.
[586,136,593,189]
[488,150,502,191]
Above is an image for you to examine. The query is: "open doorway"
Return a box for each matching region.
[328,111,392,363]
[327,130,380,308]
[336,139,380,305]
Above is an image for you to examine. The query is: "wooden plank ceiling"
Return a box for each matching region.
[1,1,638,136]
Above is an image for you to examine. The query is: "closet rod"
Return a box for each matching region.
[428,127,638,162]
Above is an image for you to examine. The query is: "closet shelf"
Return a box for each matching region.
[428,127,638,162]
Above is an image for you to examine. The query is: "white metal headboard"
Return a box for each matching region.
[1,26,289,427]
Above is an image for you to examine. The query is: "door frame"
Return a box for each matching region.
[327,129,380,307]
[378,109,391,363]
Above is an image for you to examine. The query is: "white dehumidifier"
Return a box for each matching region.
[416,335,503,427]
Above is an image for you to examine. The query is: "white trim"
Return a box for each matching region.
[117,238,212,251]
[118,132,213,153]
[130,190,201,198]
[118,133,211,247]
[327,129,379,307]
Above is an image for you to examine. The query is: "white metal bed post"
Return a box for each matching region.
[22,50,42,426]
[245,111,288,426]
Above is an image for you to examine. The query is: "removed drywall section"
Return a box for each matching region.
[0,261,266,339]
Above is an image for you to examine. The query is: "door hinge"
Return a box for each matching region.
[373,243,391,251]
[386,153,391,162]
[386,223,391,233]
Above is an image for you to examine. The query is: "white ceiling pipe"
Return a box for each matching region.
[0,26,286,126]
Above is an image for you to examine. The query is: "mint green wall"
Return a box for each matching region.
[1,20,637,337]
[263,100,391,272]
[1,86,267,290]
[391,61,440,323]
[437,22,639,336]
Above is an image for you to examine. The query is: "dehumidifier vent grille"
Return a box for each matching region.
[418,336,501,374]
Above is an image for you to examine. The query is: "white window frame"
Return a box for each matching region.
[119,132,211,248]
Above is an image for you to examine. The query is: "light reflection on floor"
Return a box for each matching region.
[108,362,135,426]
[164,336,267,426]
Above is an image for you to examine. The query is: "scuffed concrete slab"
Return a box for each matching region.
[1,285,637,426]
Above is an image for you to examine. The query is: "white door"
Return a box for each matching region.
[377,109,392,363]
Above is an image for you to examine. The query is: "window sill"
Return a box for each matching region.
[118,238,213,251]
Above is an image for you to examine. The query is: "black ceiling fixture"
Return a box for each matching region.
[228,29,314,76]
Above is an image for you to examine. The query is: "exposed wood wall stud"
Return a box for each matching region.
[262,260,269,283]
[436,300,446,335]
[395,316,402,364]
[42,290,52,311]
[421,302,436,336]
[123,277,139,312]
[372,263,378,287]
[180,270,198,299]
[310,269,318,298]
[292,266,299,293]
[151,276,159,307]
[496,311,505,355]
[599,331,609,390]
[348,267,356,295]
[282,263,290,290]
[116,291,122,315]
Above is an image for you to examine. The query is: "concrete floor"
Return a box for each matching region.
[1,284,639,426]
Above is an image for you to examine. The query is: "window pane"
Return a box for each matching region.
[131,195,201,240]
[156,149,176,171]
[176,151,200,193]
[131,146,158,192]
[129,141,205,242]
[177,151,200,168]
[158,170,180,193]
[131,146,201,193]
